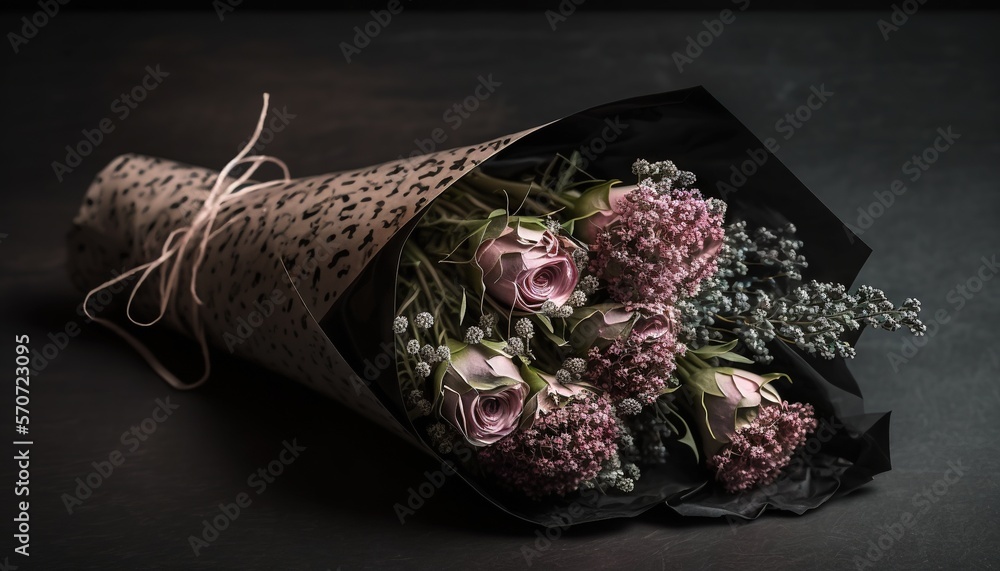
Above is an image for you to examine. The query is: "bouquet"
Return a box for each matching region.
[68,87,923,525]
[393,156,923,520]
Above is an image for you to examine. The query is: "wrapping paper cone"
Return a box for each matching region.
[68,87,890,525]
[67,127,534,442]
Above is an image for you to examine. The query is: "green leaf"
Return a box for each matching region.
[715,351,754,364]
[430,360,449,413]
[565,179,622,220]
[519,364,549,396]
[446,338,468,353]
[663,404,699,463]
[482,213,510,242]
[480,339,509,354]
[459,288,467,324]
[699,392,716,441]
[538,323,569,347]
[758,372,792,385]
[684,367,727,399]
[396,287,421,315]
[440,211,510,265]
[536,313,554,334]
[518,396,539,430]
[690,340,754,364]
[690,339,739,357]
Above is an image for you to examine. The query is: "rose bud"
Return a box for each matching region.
[681,366,817,493]
[630,312,676,343]
[517,364,599,425]
[568,305,676,352]
[437,342,529,447]
[475,223,579,313]
[566,303,634,351]
[571,183,636,244]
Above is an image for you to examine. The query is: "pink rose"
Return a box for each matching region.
[574,184,636,244]
[440,344,529,447]
[476,224,579,313]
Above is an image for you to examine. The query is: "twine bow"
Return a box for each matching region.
[83,93,291,389]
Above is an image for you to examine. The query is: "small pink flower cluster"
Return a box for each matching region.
[708,401,818,493]
[590,184,725,314]
[477,393,620,499]
[583,321,686,404]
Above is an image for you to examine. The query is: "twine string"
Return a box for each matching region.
[82,93,291,390]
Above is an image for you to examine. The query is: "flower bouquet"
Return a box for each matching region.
[68,87,923,525]
[392,154,923,522]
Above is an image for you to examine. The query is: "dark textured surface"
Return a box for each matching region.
[1,10,998,570]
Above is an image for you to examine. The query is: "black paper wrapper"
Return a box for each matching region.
[322,87,889,525]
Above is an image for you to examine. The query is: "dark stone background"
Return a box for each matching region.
[0,8,997,570]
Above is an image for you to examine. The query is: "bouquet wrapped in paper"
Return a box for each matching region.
[68,88,923,525]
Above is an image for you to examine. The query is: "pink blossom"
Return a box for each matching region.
[477,393,620,499]
[583,308,685,404]
[590,184,725,313]
[708,401,817,493]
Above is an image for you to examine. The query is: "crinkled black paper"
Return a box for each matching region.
[322,87,889,526]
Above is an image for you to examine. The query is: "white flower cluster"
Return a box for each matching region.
[393,312,451,416]
[541,300,574,319]
[632,158,697,193]
[678,221,925,362]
